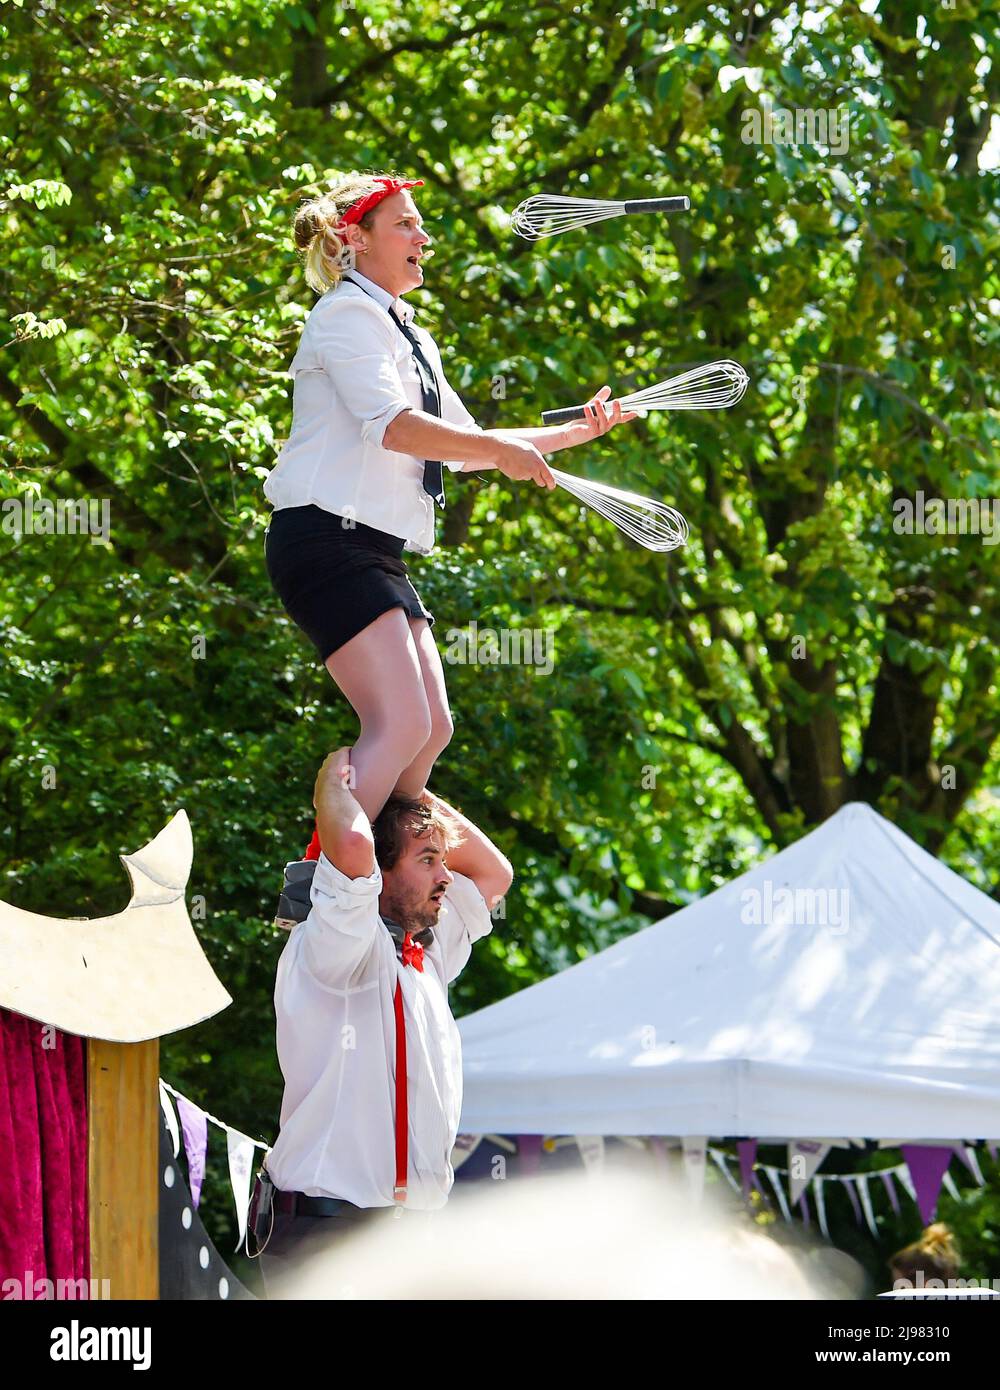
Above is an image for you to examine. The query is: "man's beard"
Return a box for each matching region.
[381,885,440,935]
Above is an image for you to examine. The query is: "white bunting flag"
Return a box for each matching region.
[227,1129,256,1253]
[575,1135,606,1173]
[681,1136,707,1202]
[813,1178,830,1239]
[788,1140,830,1205]
[451,1134,482,1171]
[485,1134,518,1154]
[896,1165,917,1203]
[941,1170,961,1203]
[856,1173,879,1238]
[963,1146,986,1187]
[710,1148,741,1195]
[764,1166,792,1223]
[159,1080,180,1159]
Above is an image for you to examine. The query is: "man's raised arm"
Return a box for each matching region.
[314,747,376,880]
[421,789,513,913]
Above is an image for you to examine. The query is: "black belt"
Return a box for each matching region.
[272,1189,366,1218]
[248,1172,405,1259]
[256,1171,395,1220]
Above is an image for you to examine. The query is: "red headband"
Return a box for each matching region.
[336,177,424,229]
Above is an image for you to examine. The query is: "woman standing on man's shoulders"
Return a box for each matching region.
[263,172,635,822]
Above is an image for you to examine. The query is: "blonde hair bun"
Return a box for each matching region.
[292,171,410,294]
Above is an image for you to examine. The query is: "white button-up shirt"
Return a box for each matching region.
[262,270,481,555]
[265,851,494,1209]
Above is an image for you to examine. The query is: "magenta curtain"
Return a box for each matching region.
[0,1008,89,1295]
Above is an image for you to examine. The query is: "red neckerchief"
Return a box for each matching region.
[401,931,424,972]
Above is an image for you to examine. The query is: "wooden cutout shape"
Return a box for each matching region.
[0,810,231,1042]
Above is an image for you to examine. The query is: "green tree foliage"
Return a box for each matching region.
[1,0,998,1271]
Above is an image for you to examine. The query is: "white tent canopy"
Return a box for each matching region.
[459,802,1000,1140]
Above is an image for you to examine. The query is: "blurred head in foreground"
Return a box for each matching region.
[265,1164,846,1300]
[889,1222,960,1289]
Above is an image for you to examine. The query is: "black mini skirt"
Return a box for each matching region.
[264,505,434,662]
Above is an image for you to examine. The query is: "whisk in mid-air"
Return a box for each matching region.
[509,192,690,240]
[550,467,688,553]
[541,360,749,424]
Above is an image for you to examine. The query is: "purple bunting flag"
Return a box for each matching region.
[517,1135,544,1176]
[901,1145,953,1225]
[176,1095,208,1209]
[737,1139,758,1196]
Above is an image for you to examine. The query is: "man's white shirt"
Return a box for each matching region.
[263,269,482,554]
[265,851,494,1209]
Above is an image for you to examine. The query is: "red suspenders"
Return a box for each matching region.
[392,929,423,1204]
[300,833,419,1206]
[393,979,408,1203]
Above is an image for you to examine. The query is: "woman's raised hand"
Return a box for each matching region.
[569,384,638,442]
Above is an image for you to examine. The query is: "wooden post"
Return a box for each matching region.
[87,1037,160,1300]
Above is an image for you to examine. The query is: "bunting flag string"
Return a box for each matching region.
[159,1079,271,1153]
[706,1143,975,1235]
[151,1082,998,1240]
[159,1078,271,1231]
[709,1144,913,1185]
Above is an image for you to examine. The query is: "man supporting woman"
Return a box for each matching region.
[252,174,636,1292]
[251,748,512,1298]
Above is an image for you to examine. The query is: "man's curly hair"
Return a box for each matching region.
[372,794,462,871]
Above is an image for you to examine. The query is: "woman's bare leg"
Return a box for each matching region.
[324,607,432,822]
[394,617,454,798]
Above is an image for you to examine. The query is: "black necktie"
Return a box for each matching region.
[385,306,446,511]
[349,279,446,510]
